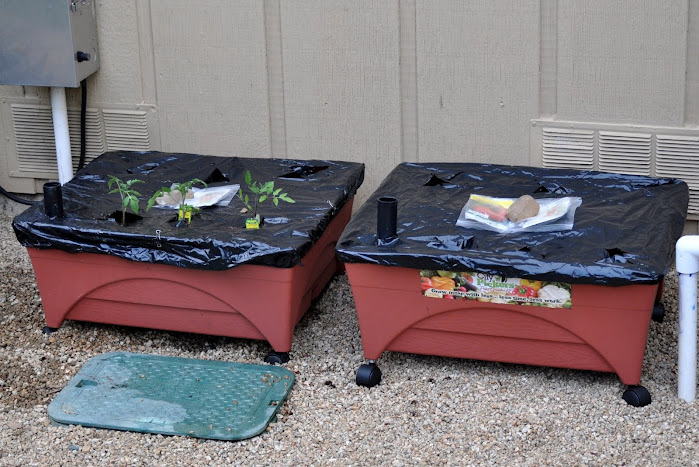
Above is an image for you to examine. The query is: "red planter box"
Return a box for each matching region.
[28,200,352,353]
[336,163,687,402]
[346,263,658,385]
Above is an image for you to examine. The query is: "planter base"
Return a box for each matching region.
[28,201,353,354]
[347,263,658,385]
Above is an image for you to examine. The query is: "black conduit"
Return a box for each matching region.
[0,185,37,205]
[77,78,87,172]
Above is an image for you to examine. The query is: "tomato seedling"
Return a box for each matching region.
[237,170,294,221]
[107,175,145,226]
[146,178,207,225]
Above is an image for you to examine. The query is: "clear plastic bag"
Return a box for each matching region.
[456,194,582,233]
[152,184,240,209]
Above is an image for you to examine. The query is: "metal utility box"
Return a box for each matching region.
[0,0,99,88]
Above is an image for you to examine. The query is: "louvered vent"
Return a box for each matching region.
[534,122,699,217]
[656,134,699,215]
[67,109,105,170]
[12,104,55,175]
[12,104,104,176]
[542,127,594,169]
[8,103,153,181]
[598,131,651,176]
[104,110,150,151]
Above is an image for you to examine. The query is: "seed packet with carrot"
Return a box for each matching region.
[462,195,514,230]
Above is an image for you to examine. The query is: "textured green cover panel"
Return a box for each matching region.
[48,352,294,440]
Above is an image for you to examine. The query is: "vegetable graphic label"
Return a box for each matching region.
[419,270,572,308]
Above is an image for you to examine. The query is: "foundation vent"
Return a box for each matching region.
[531,121,699,217]
[1,100,158,191]
[67,109,106,169]
[655,134,699,180]
[11,104,104,176]
[598,131,651,176]
[542,127,594,169]
[104,109,151,151]
[656,135,699,215]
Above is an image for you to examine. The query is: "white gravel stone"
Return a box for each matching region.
[0,211,698,465]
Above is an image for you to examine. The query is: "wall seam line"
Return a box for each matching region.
[685,0,699,126]
[399,0,418,163]
[263,0,287,158]
[539,0,558,119]
[136,0,158,105]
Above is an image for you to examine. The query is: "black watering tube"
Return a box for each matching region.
[377,196,398,244]
[42,182,64,218]
[0,78,88,206]
[77,78,87,171]
[0,185,37,206]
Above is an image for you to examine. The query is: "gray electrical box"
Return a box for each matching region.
[0,0,99,88]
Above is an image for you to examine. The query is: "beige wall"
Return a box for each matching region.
[417,0,540,164]
[0,0,697,213]
[556,0,688,126]
[280,1,402,198]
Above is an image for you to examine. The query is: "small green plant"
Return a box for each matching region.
[237,170,295,220]
[107,175,145,226]
[146,178,207,225]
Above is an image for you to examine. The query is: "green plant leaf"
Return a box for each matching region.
[129,197,139,214]
[244,194,249,205]
[261,181,273,193]
[273,198,279,206]
[249,185,260,194]
[259,195,268,203]
[146,188,168,211]
[123,197,130,208]
[245,170,252,185]
[273,188,282,195]
[108,188,120,195]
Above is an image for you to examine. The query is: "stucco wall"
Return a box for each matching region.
[0,0,696,215]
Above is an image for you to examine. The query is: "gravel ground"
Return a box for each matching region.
[0,210,697,466]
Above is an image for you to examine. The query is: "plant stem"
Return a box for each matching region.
[120,192,126,226]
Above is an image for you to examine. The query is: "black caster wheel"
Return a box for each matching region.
[264,351,290,365]
[42,326,58,335]
[651,302,665,323]
[622,385,651,407]
[356,363,382,387]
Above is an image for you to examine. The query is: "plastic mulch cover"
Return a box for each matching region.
[13,151,364,270]
[335,162,689,286]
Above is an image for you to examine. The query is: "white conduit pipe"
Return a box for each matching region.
[676,235,699,402]
[49,87,74,185]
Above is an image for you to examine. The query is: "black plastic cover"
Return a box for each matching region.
[13,151,364,270]
[336,162,689,286]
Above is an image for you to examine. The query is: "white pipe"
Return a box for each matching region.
[49,87,73,185]
[676,235,699,402]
